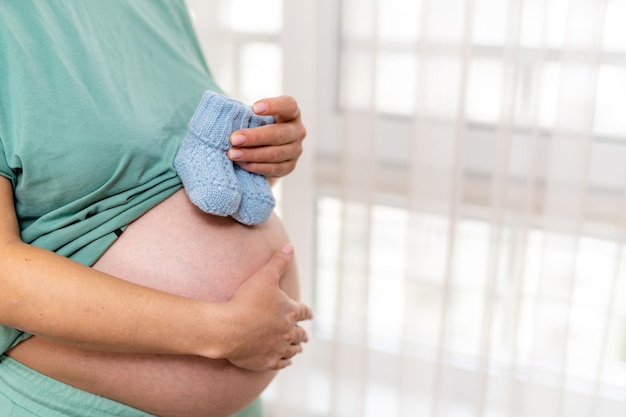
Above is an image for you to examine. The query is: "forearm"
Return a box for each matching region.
[0,240,225,358]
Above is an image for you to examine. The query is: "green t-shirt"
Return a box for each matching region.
[0,0,222,352]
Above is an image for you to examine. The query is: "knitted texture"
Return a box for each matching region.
[174,91,276,224]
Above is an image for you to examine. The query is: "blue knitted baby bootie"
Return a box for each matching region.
[232,164,276,225]
[175,91,276,224]
[175,91,244,216]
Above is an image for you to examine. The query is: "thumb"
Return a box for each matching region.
[259,243,294,285]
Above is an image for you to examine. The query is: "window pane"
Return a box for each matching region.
[338,202,370,341]
[407,213,450,285]
[545,0,569,49]
[466,58,503,123]
[342,0,376,40]
[595,65,626,137]
[378,0,421,42]
[566,0,605,49]
[473,0,509,46]
[376,52,417,115]
[367,205,409,351]
[520,0,569,49]
[340,49,375,111]
[453,220,490,290]
[228,0,282,33]
[573,237,617,308]
[239,42,282,102]
[604,0,626,52]
[536,63,561,128]
[520,0,544,48]
[448,290,484,355]
[605,317,626,385]
[424,0,466,43]
[567,305,605,379]
[558,63,599,131]
[315,197,342,337]
[419,56,461,119]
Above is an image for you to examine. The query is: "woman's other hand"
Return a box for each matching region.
[219,244,313,371]
[228,96,306,178]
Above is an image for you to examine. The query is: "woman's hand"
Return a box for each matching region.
[227,96,306,178]
[219,244,313,371]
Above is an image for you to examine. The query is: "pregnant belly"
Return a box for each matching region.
[7,190,300,417]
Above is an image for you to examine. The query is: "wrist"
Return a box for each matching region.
[187,300,235,360]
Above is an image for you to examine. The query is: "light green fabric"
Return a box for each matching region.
[0,0,222,266]
[232,398,265,417]
[0,355,156,417]
[0,354,264,416]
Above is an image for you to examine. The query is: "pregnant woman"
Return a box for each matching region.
[0,1,312,416]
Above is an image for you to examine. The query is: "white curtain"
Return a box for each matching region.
[188,0,626,416]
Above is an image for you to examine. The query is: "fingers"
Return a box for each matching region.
[227,124,303,177]
[290,324,309,344]
[251,328,307,371]
[226,95,306,178]
[284,343,303,358]
[274,358,293,370]
[230,122,304,150]
[271,330,305,370]
[297,302,314,322]
[230,95,305,149]
[253,95,300,123]
[228,127,302,163]
[243,163,295,179]
[231,158,298,178]
[227,95,306,178]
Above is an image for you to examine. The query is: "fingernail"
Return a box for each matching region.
[228,149,243,160]
[281,243,294,254]
[253,102,268,114]
[230,134,246,146]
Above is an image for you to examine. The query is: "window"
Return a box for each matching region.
[312,0,626,415]
[189,1,626,415]
[186,0,284,103]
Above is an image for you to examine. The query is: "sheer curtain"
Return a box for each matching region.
[188,0,626,416]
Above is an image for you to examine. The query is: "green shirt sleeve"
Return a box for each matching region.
[0,136,16,187]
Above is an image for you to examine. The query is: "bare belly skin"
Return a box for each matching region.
[7,189,300,417]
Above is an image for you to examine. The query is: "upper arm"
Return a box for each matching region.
[0,176,20,244]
